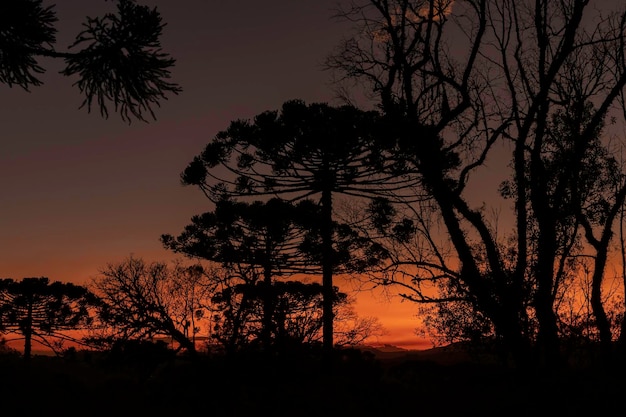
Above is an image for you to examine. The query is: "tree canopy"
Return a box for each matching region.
[179,99,406,350]
[162,197,388,351]
[0,277,95,360]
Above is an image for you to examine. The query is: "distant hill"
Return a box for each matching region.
[356,342,483,365]
[364,343,409,353]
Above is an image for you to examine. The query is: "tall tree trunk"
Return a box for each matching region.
[533,231,562,368]
[579,182,626,363]
[23,302,33,362]
[321,188,334,353]
[414,126,532,366]
[227,290,250,354]
[261,256,274,351]
[430,174,530,366]
[534,287,561,367]
[495,273,532,367]
[529,116,562,368]
[590,257,612,357]
[619,205,626,353]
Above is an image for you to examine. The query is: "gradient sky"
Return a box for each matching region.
[0,0,435,349]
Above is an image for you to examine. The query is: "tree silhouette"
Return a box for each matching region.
[164,198,313,350]
[209,280,383,352]
[0,277,95,361]
[162,197,387,351]
[180,99,411,351]
[561,103,626,359]
[328,0,626,367]
[0,0,180,122]
[89,256,212,356]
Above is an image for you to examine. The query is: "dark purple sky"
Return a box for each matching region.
[1,0,430,349]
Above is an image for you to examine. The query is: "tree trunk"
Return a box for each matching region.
[619,309,626,361]
[261,257,274,351]
[168,323,197,356]
[227,290,250,354]
[416,129,532,366]
[321,188,334,353]
[533,234,562,368]
[529,132,562,369]
[590,248,613,357]
[23,302,33,362]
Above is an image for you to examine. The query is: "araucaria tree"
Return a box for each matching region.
[163,197,386,352]
[0,277,96,360]
[179,100,409,351]
[327,0,626,367]
[163,198,318,351]
[0,0,180,122]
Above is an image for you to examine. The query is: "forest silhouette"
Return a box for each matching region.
[3,0,626,415]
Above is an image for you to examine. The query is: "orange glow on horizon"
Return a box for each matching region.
[0,252,432,353]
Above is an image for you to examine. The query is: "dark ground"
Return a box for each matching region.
[0,345,624,416]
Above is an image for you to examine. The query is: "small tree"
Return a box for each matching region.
[163,198,315,351]
[89,256,213,356]
[0,277,96,361]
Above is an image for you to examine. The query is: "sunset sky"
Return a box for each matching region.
[0,0,444,350]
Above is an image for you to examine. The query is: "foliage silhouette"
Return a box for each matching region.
[180,99,412,351]
[88,256,210,356]
[164,198,316,351]
[162,198,385,352]
[209,279,383,353]
[328,0,626,367]
[0,0,180,122]
[0,277,95,361]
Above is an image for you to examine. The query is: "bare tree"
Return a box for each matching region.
[327,0,626,367]
[89,256,213,355]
